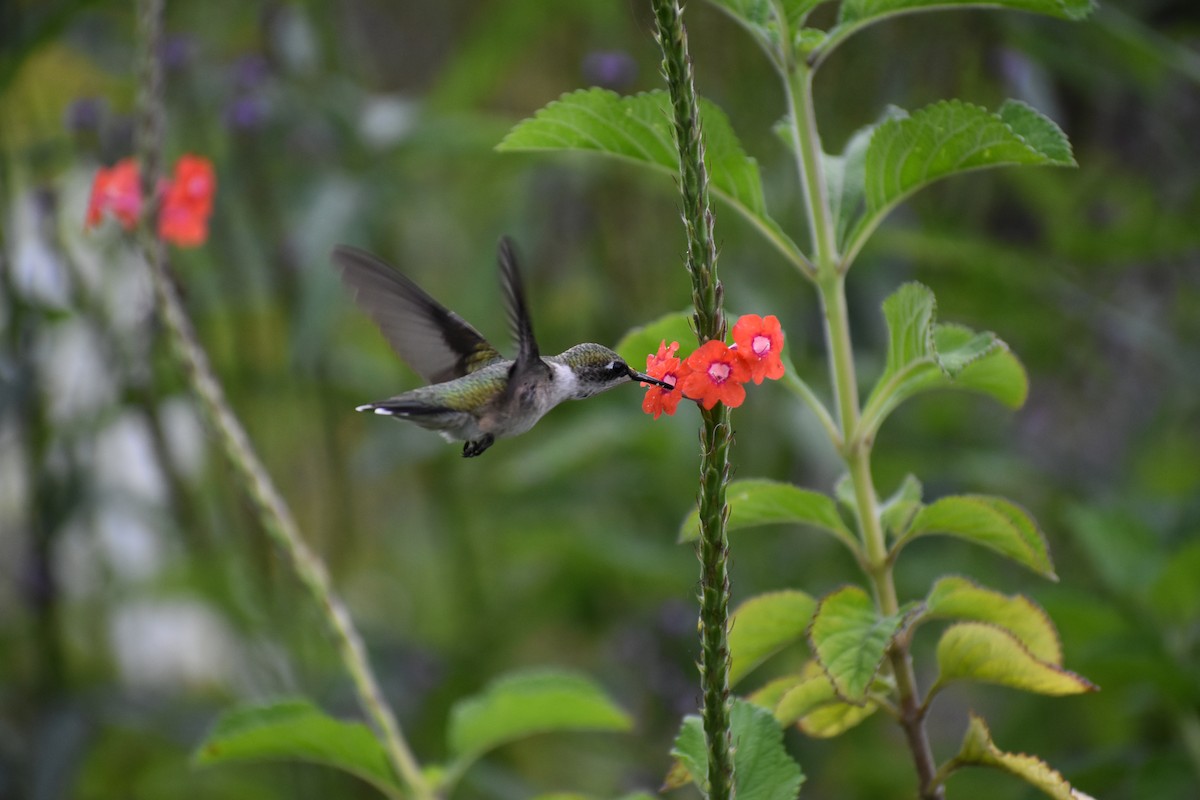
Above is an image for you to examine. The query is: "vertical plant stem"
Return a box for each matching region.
[784,28,945,800]
[652,1,735,797]
[133,2,426,797]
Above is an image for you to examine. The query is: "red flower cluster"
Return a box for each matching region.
[85,155,216,247]
[641,314,786,416]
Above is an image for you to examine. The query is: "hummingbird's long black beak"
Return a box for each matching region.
[630,367,674,390]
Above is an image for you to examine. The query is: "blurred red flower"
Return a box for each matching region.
[85,154,215,248]
[732,313,785,384]
[680,339,749,410]
[85,158,142,230]
[641,340,686,419]
[158,155,216,247]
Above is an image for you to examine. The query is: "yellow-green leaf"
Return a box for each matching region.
[922,576,1062,664]
[934,623,1096,696]
[798,700,879,738]
[809,586,909,702]
[953,713,1097,800]
[729,590,817,687]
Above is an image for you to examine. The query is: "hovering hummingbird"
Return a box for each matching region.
[332,238,672,457]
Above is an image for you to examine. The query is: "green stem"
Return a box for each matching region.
[788,34,944,800]
[784,66,838,276]
[652,1,735,797]
[134,1,427,797]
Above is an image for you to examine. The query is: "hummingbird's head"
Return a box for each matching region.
[556,343,673,399]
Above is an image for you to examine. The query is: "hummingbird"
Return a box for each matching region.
[331,237,672,457]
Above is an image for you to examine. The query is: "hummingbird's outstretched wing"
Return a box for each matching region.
[495,237,551,396]
[332,245,503,384]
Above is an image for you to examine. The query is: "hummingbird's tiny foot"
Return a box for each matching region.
[462,434,495,457]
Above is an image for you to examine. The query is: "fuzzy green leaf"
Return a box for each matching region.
[841,100,1075,255]
[707,0,823,51]
[447,670,631,764]
[862,283,1027,439]
[935,623,1097,695]
[922,576,1062,663]
[822,119,879,247]
[880,474,923,537]
[729,590,818,687]
[820,3,1093,67]
[615,310,695,367]
[680,479,856,551]
[192,699,401,794]
[809,586,909,702]
[670,699,805,799]
[498,89,800,262]
[839,0,1093,26]
[954,713,1098,799]
[899,495,1055,578]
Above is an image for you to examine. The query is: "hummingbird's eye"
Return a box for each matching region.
[607,360,626,376]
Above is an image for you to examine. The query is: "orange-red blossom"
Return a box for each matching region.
[639,314,786,415]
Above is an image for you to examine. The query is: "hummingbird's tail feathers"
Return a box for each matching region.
[332,245,503,383]
[355,401,453,417]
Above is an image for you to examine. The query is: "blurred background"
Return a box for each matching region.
[1,1,1198,798]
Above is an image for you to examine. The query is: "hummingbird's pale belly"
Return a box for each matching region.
[379,360,577,443]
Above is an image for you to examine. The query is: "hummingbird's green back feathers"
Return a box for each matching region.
[331,245,502,383]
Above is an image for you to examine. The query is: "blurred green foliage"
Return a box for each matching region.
[1,0,1198,798]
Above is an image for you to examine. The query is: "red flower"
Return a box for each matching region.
[680,339,750,410]
[86,158,142,230]
[85,154,216,248]
[641,340,686,419]
[732,313,785,384]
[159,155,216,247]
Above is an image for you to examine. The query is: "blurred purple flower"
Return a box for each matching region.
[224,95,268,132]
[161,34,196,72]
[582,50,637,90]
[64,97,105,135]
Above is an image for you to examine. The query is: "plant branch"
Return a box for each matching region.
[786,25,944,800]
[652,1,735,797]
[134,1,426,797]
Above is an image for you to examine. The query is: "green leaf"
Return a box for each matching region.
[954,713,1098,800]
[809,586,909,702]
[934,623,1097,695]
[822,118,881,247]
[879,474,923,538]
[899,495,1055,578]
[706,0,824,53]
[861,283,1028,440]
[729,590,817,687]
[842,100,1075,256]
[670,699,805,800]
[679,479,857,552]
[498,89,802,266]
[821,3,1095,66]
[797,700,879,738]
[447,670,632,765]
[921,576,1062,664]
[840,0,1094,26]
[614,310,694,367]
[192,699,401,795]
